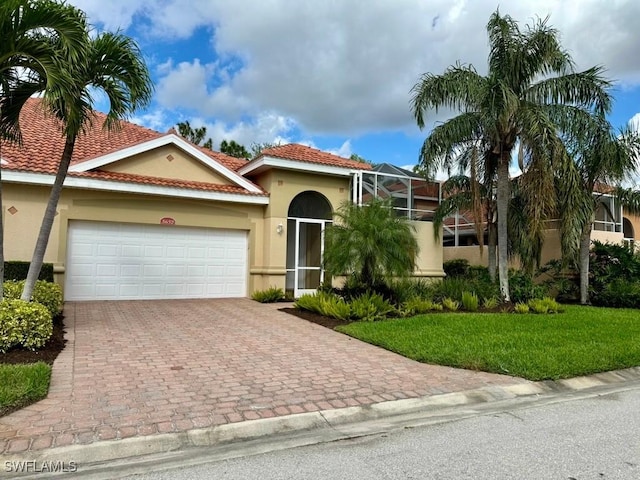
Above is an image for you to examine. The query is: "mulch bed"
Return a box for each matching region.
[0,317,66,365]
[280,307,351,329]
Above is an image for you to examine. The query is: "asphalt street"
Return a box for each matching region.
[119,385,640,480]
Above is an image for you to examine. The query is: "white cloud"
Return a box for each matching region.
[70,0,640,138]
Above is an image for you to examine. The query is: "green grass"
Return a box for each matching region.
[0,362,51,416]
[336,305,640,381]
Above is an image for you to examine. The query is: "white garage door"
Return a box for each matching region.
[65,221,247,300]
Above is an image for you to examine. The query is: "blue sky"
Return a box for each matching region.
[70,0,640,173]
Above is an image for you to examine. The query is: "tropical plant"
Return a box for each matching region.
[411,10,612,301]
[401,297,443,316]
[514,303,530,314]
[21,30,153,301]
[176,120,213,149]
[251,286,284,303]
[349,292,395,322]
[461,291,479,311]
[0,0,87,299]
[220,139,250,159]
[323,198,418,291]
[482,297,499,309]
[442,297,460,311]
[557,120,640,303]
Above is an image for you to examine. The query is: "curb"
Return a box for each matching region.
[3,365,640,478]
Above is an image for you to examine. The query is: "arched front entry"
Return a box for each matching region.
[286,191,332,297]
[623,217,635,242]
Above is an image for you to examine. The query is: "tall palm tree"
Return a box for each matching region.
[558,119,640,304]
[0,0,87,299]
[411,10,612,301]
[21,31,153,301]
[323,198,419,290]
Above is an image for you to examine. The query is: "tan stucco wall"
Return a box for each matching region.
[412,221,445,278]
[248,169,352,291]
[444,227,627,269]
[3,183,263,295]
[102,145,233,185]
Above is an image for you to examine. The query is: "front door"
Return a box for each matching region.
[286,218,330,297]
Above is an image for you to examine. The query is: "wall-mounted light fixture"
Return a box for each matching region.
[276,223,284,235]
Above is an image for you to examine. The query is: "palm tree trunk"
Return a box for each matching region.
[496,156,511,301]
[488,221,497,282]
[21,136,75,301]
[579,223,592,305]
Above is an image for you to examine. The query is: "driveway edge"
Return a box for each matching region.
[3,366,640,477]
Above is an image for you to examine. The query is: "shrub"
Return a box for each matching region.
[514,302,530,314]
[0,299,52,351]
[386,278,433,305]
[294,293,322,314]
[482,297,499,309]
[251,286,285,303]
[443,259,470,278]
[509,271,546,303]
[4,262,54,282]
[3,280,63,317]
[527,299,549,314]
[442,297,460,311]
[401,297,442,316]
[318,294,351,321]
[350,291,395,322]
[430,277,499,303]
[591,280,640,308]
[461,291,479,311]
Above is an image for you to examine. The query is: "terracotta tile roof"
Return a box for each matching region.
[260,144,373,170]
[0,98,260,195]
[72,170,267,196]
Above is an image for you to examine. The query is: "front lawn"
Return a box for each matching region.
[336,305,640,381]
[0,362,51,416]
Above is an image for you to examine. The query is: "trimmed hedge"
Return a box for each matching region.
[0,299,53,352]
[4,262,54,282]
[3,280,64,317]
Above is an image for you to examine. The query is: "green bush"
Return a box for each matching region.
[3,280,63,317]
[482,297,499,309]
[443,259,470,277]
[401,297,443,316]
[527,298,549,314]
[251,286,285,303]
[591,280,640,308]
[350,291,395,322]
[442,297,460,311]
[294,293,322,314]
[0,299,52,352]
[429,277,499,303]
[509,271,546,303]
[461,291,479,312]
[318,294,351,321]
[386,278,433,304]
[4,262,54,282]
[514,302,530,314]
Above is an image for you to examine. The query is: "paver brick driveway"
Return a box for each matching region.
[0,299,527,454]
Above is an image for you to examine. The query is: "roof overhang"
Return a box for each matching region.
[2,170,269,205]
[238,156,361,177]
[68,134,263,194]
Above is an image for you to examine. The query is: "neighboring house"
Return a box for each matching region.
[443,190,640,267]
[1,99,444,300]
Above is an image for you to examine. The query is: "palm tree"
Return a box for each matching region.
[558,119,640,304]
[0,0,87,299]
[21,31,153,301]
[411,10,612,301]
[323,198,419,290]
